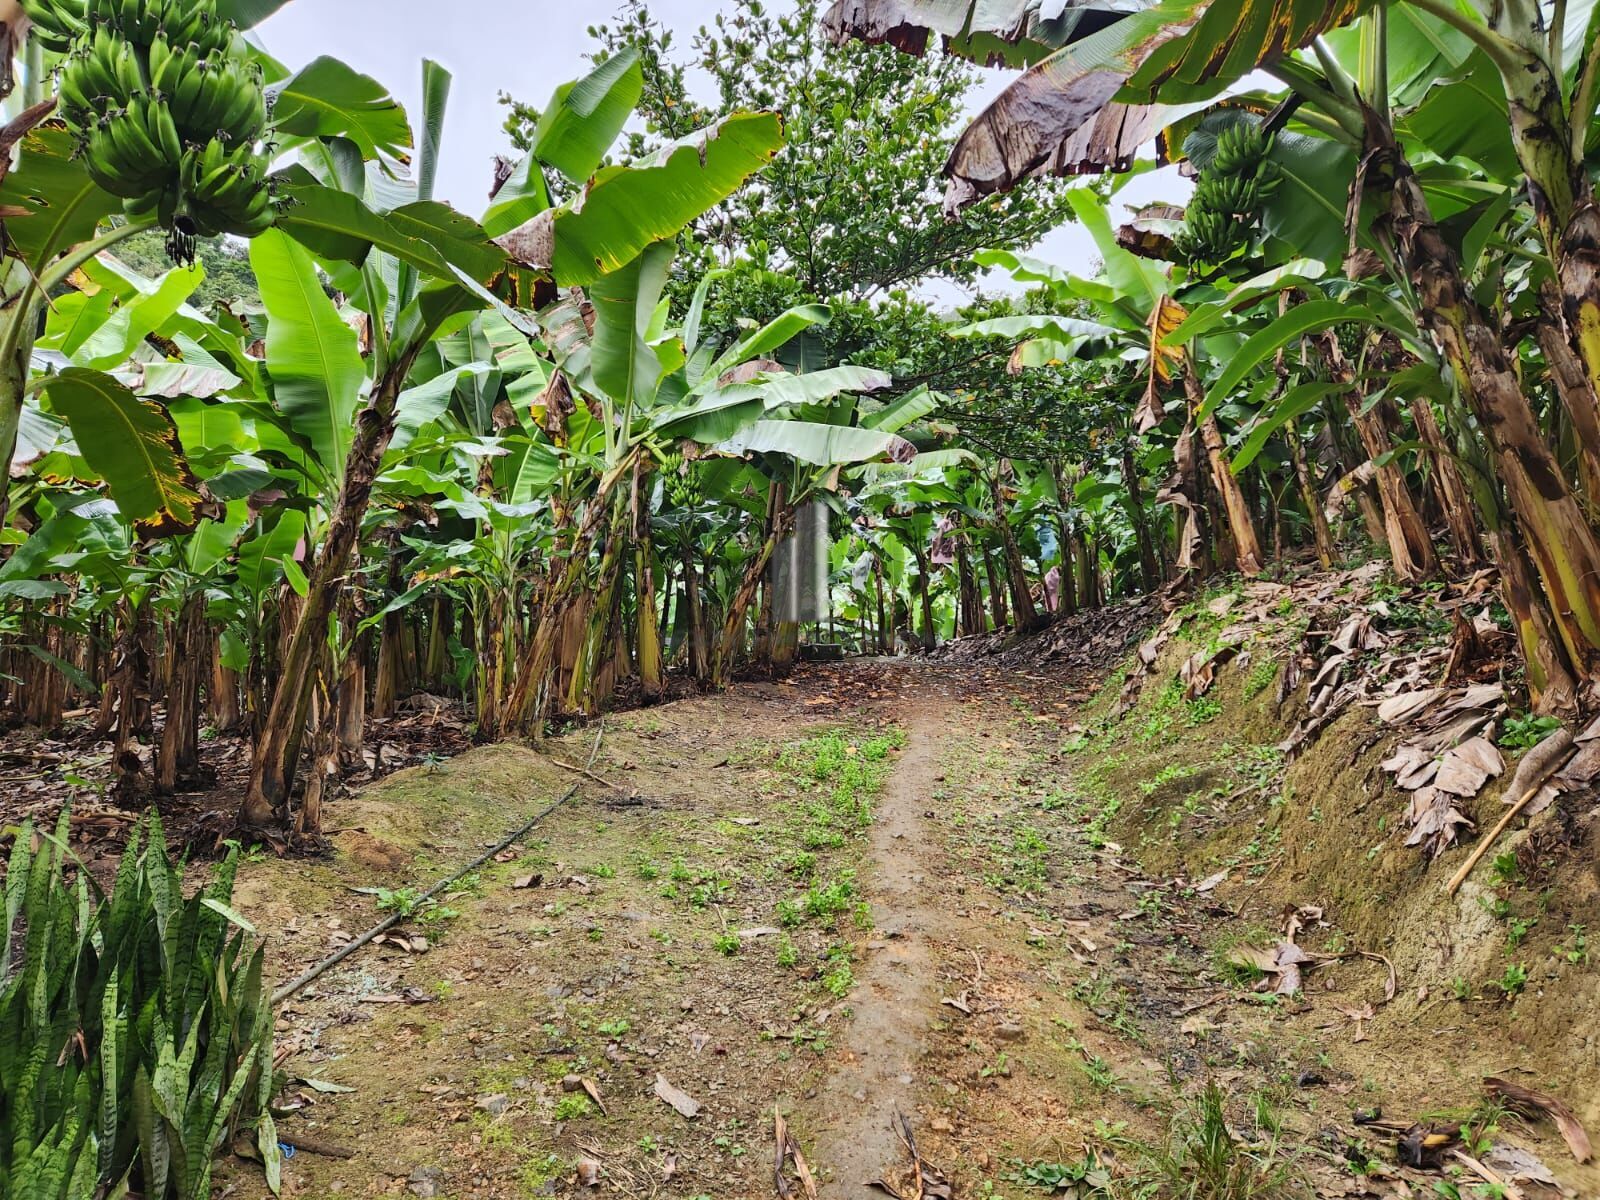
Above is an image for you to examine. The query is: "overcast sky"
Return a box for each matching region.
[256,0,1184,305]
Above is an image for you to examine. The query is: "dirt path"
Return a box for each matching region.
[220,663,1240,1198]
[804,697,946,1195]
[215,655,1593,1200]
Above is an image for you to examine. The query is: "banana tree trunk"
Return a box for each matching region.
[475,588,510,739]
[1119,440,1161,592]
[297,670,337,842]
[681,547,709,682]
[981,542,1008,630]
[373,610,403,720]
[1315,333,1436,579]
[1283,419,1338,569]
[241,355,418,829]
[955,535,983,636]
[208,632,243,733]
[334,590,367,774]
[504,457,632,731]
[909,540,936,650]
[1075,529,1101,609]
[1534,287,1600,514]
[1495,56,1600,482]
[156,593,207,793]
[633,462,664,701]
[21,592,67,729]
[1181,360,1264,576]
[110,598,154,808]
[874,555,890,650]
[569,521,628,717]
[712,503,795,688]
[424,595,450,689]
[770,620,801,670]
[1049,463,1078,616]
[1379,114,1596,703]
[1408,398,1484,566]
[0,272,35,542]
[1341,392,1437,581]
[986,471,1043,630]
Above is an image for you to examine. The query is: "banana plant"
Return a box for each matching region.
[832,0,1600,709]
[0,0,300,529]
[958,192,1272,583]
[237,53,541,831]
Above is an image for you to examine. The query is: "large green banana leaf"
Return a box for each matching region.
[0,128,122,261]
[269,57,413,162]
[41,370,205,538]
[701,304,833,387]
[591,241,676,413]
[72,266,205,371]
[274,182,502,282]
[531,49,644,186]
[547,112,786,286]
[249,229,366,482]
[715,420,916,467]
[237,509,308,604]
[655,366,892,442]
[484,52,645,238]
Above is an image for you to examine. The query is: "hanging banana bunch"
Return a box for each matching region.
[25,0,276,262]
[1172,120,1281,266]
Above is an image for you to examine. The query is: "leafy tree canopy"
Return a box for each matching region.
[500,0,1077,303]
[113,228,262,310]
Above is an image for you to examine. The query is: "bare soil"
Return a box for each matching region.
[802,688,946,1195]
[174,613,1597,1200]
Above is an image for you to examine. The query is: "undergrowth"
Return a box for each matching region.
[770,727,904,945]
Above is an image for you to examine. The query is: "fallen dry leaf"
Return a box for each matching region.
[653,1073,701,1119]
[1485,1077,1593,1164]
[1483,1144,1559,1187]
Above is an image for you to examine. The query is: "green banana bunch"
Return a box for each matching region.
[1210,122,1271,176]
[18,0,88,52]
[56,29,143,124]
[84,0,233,51]
[164,55,268,147]
[1176,118,1281,265]
[47,0,277,262]
[84,96,183,199]
[171,136,275,239]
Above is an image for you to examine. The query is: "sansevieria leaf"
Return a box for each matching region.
[41,370,205,539]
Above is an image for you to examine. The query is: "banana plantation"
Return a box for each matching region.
[4,0,1600,1196]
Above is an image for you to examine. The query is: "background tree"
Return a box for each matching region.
[501,0,1077,307]
[114,228,262,309]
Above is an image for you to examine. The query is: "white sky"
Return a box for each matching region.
[256,0,1187,306]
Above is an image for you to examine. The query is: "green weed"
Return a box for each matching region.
[1243,657,1279,700]
[553,1094,593,1121]
[1141,1081,1295,1200]
[1496,963,1529,997]
[1555,924,1588,965]
[1500,711,1563,751]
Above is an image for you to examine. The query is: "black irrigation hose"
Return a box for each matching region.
[270,780,581,1007]
[270,722,606,1007]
